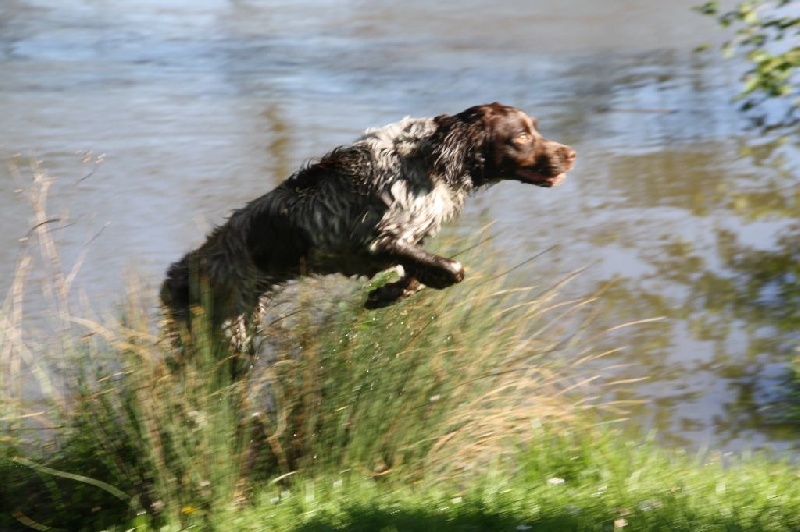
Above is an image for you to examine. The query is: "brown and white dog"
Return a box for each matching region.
[161,102,575,341]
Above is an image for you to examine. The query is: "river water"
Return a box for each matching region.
[1,0,798,452]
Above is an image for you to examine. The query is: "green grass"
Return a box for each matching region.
[219,428,800,531]
[2,167,800,531]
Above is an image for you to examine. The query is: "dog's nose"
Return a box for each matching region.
[559,146,576,168]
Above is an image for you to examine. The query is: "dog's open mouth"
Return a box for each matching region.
[515,169,567,188]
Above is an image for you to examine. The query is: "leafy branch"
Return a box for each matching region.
[695,0,799,125]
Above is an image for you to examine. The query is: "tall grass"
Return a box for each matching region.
[255,261,608,481]
[1,165,618,530]
[0,163,249,529]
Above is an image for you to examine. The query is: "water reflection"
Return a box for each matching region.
[0,0,798,452]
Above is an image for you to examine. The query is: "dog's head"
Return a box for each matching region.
[456,102,576,188]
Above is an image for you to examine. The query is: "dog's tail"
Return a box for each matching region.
[160,256,192,325]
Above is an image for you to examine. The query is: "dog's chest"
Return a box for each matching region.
[355,119,468,244]
[381,178,466,243]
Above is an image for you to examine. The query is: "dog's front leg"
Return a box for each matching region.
[364,238,464,308]
[373,239,465,289]
[388,241,464,289]
[364,238,465,308]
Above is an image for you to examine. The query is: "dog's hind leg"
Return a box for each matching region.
[224,299,266,379]
[365,272,423,309]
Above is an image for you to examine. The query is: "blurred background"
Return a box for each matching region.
[1,0,797,453]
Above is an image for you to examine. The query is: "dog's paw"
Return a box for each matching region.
[365,277,423,309]
[415,260,464,289]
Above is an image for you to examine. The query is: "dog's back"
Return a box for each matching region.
[161,116,453,327]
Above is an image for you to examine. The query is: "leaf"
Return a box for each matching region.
[742,10,759,25]
[742,75,760,95]
[693,1,719,15]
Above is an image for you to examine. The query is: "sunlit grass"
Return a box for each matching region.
[220,428,800,531]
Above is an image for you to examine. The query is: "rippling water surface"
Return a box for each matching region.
[1,0,798,452]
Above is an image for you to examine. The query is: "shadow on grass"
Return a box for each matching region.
[294,504,790,532]
[295,506,536,532]
[289,495,631,532]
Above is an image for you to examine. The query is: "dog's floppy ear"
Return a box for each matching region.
[454,103,493,132]
[456,102,508,132]
[430,105,499,187]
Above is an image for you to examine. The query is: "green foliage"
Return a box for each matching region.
[695,1,799,124]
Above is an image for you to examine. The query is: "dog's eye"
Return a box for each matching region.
[514,132,530,142]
